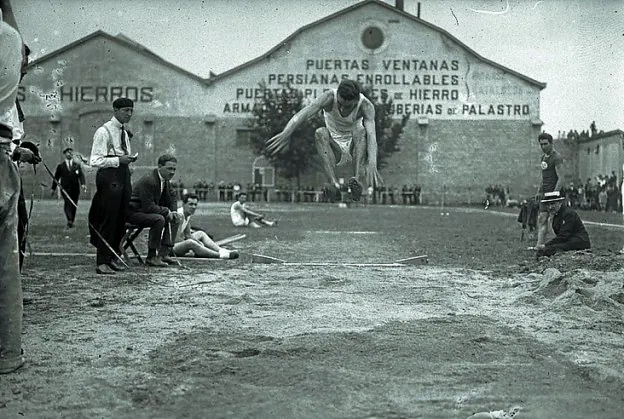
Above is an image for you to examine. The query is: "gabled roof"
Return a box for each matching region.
[206,0,546,89]
[28,30,206,84]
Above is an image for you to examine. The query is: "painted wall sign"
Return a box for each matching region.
[221,56,538,119]
[18,85,154,103]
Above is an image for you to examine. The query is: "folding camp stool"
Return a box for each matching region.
[121,223,145,264]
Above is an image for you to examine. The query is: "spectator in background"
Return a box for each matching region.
[231,191,276,228]
[51,147,87,228]
[598,187,607,212]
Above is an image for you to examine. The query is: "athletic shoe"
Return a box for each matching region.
[348,177,363,201]
[228,250,240,259]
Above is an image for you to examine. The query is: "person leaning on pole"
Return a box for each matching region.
[0,2,28,374]
[88,97,138,275]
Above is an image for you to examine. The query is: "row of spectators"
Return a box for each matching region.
[169,180,423,205]
[564,173,622,212]
[484,184,510,207]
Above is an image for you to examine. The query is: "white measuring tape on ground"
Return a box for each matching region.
[251,254,428,266]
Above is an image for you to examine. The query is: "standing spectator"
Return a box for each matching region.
[51,147,87,228]
[413,184,421,205]
[217,181,226,201]
[606,184,618,212]
[127,154,182,268]
[88,98,137,275]
[0,0,27,374]
[598,187,607,212]
[401,184,410,205]
[534,132,564,251]
[590,121,597,137]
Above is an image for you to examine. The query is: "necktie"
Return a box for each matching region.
[66,160,71,170]
[120,125,128,155]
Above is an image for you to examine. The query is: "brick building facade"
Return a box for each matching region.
[19,0,548,204]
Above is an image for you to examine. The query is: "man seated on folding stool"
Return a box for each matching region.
[173,192,239,259]
[127,154,182,267]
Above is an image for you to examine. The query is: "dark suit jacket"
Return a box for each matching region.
[546,205,591,248]
[52,160,85,194]
[128,169,176,216]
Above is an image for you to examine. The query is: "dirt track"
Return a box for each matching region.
[1,202,623,418]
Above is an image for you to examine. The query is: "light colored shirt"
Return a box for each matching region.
[89,117,132,168]
[230,201,247,226]
[322,89,364,142]
[158,171,165,193]
[176,207,192,241]
[0,20,22,144]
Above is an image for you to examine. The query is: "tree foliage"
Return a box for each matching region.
[248,83,323,186]
[361,87,409,170]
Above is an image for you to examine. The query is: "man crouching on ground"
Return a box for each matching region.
[127,154,182,267]
[536,191,591,258]
[173,192,239,259]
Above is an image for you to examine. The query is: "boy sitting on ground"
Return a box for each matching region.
[173,193,239,259]
[230,191,276,228]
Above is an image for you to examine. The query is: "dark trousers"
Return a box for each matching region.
[539,238,591,257]
[17,185,26,272]
[126,212,179,252]
[89,166,131,266]
[63,188,80,224]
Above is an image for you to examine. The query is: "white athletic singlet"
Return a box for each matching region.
[322,89,364,154]
[230,201,248,227]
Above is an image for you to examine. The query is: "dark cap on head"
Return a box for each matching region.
[62,147,73,153]
[113,97,134,109]
[538,132,553,142]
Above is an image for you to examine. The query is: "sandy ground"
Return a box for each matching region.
[1,201,623,418]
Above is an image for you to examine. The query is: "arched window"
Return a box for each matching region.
[252,156,275,187]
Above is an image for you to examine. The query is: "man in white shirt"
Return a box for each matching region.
[230,191,276,228]
[173,193,239,259]
[88,97,138,274]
